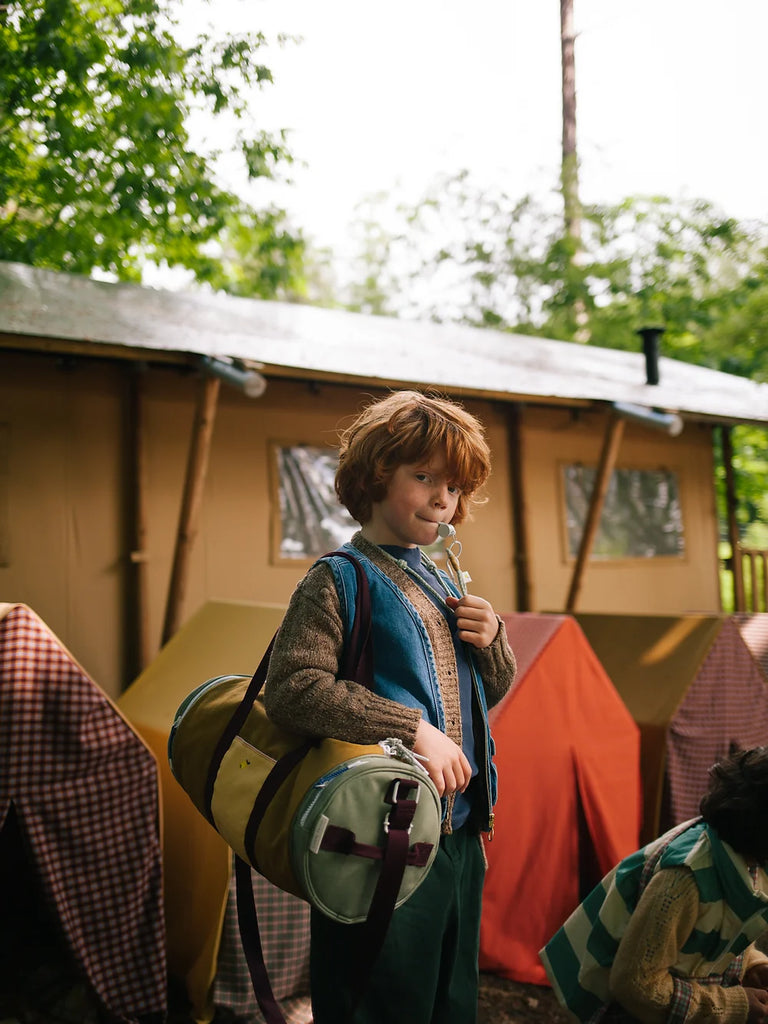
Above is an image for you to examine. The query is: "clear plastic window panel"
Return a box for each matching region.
[563,464,685,559]
[277,445,357,559]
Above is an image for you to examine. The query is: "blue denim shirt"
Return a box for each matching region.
[322,542,497,831]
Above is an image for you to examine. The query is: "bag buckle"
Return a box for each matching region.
[383,778,419,834]
[383,812,413,835]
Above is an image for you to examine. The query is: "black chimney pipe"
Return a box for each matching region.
[637,327,664,386]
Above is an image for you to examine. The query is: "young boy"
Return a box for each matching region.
[541,746,768,1024]
[264,389,516,1024]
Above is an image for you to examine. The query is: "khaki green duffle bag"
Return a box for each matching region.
[168,551,443,1023]
[168,670,441,922]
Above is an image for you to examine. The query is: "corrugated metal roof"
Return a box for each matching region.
[1,260,767,426]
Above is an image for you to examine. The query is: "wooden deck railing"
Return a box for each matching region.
[730,547,768,612]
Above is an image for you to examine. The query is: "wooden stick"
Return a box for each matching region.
[721,426,745,612]
[126,363,151,679]
[162,373,220,645]
[565,414,625,613]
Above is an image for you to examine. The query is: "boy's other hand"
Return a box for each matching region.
[413,719,472,797]
[744,986,768,1022]
[744,964,768,991]
[445,594,499,649]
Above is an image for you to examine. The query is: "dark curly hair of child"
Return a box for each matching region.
[699,746,768,864]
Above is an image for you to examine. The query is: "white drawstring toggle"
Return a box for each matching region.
[438,523,468,596]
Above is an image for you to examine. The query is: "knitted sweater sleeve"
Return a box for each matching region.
[472,617,516,709]
[609,866,752,1024]
[263,561,423,745]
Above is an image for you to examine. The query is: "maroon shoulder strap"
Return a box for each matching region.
[331,549,374,685]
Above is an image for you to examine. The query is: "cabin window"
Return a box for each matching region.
[270,443,356,562]
[562,463,685,560]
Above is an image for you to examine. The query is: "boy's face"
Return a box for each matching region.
[362,450,460,548]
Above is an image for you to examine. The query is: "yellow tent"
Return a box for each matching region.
[118,600,289,1022]
[575,613,768,844]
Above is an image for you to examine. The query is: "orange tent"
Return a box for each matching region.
[479,613,641,985]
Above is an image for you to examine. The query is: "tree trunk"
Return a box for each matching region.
[560,0,589,341]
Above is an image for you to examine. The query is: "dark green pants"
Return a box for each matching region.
[310,825,485,1024]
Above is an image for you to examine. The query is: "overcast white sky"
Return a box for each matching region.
[186,0,768,257]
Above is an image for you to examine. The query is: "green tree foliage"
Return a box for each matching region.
[342,193,402,317]
[344,172,768,550]
[699,259,768,382]
[0,0,306,296]
[342,172,559,327]
[197,208,306,299]
[345,173,767,351]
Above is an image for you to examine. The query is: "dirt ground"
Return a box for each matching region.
[0,955,570,1024]
[478,974,572,1024]
[0,972,569,1024]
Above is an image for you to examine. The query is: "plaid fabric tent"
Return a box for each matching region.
[0,603,166,1023]
[214,862,311,1024]
[576,613,768,846]
[479,613,641,985]
[735,612,768,679]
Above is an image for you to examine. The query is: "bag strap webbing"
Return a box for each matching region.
[229,548,417,1024]
[319,824,433,866]
[348,777,421,1009]
[234,855,286,1024]
[203,636,276,825]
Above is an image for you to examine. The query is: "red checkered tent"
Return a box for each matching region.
[479,613,641,985]
[575,613,768,846]
[734,612,768,679]
[0,603,166,1023]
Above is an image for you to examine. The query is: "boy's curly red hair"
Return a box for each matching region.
[335,390,491,526]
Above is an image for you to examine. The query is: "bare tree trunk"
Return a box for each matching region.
[560,0,590,341]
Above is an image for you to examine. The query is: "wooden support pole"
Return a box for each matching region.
[565,414,625,613]
[126,363,151,681]
[721,426,745,613]
[507,404,532,611]
[162,373,220,645]
[747,551,759,612]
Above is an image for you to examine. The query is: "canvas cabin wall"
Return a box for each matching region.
[0,343,730,698]
[519,405,722,614]
[0,347,518,696]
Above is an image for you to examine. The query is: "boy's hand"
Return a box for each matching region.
[445,594,499,649]
[413,719,472,797]
[744,986,768,1022]
[744,964,768,991]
